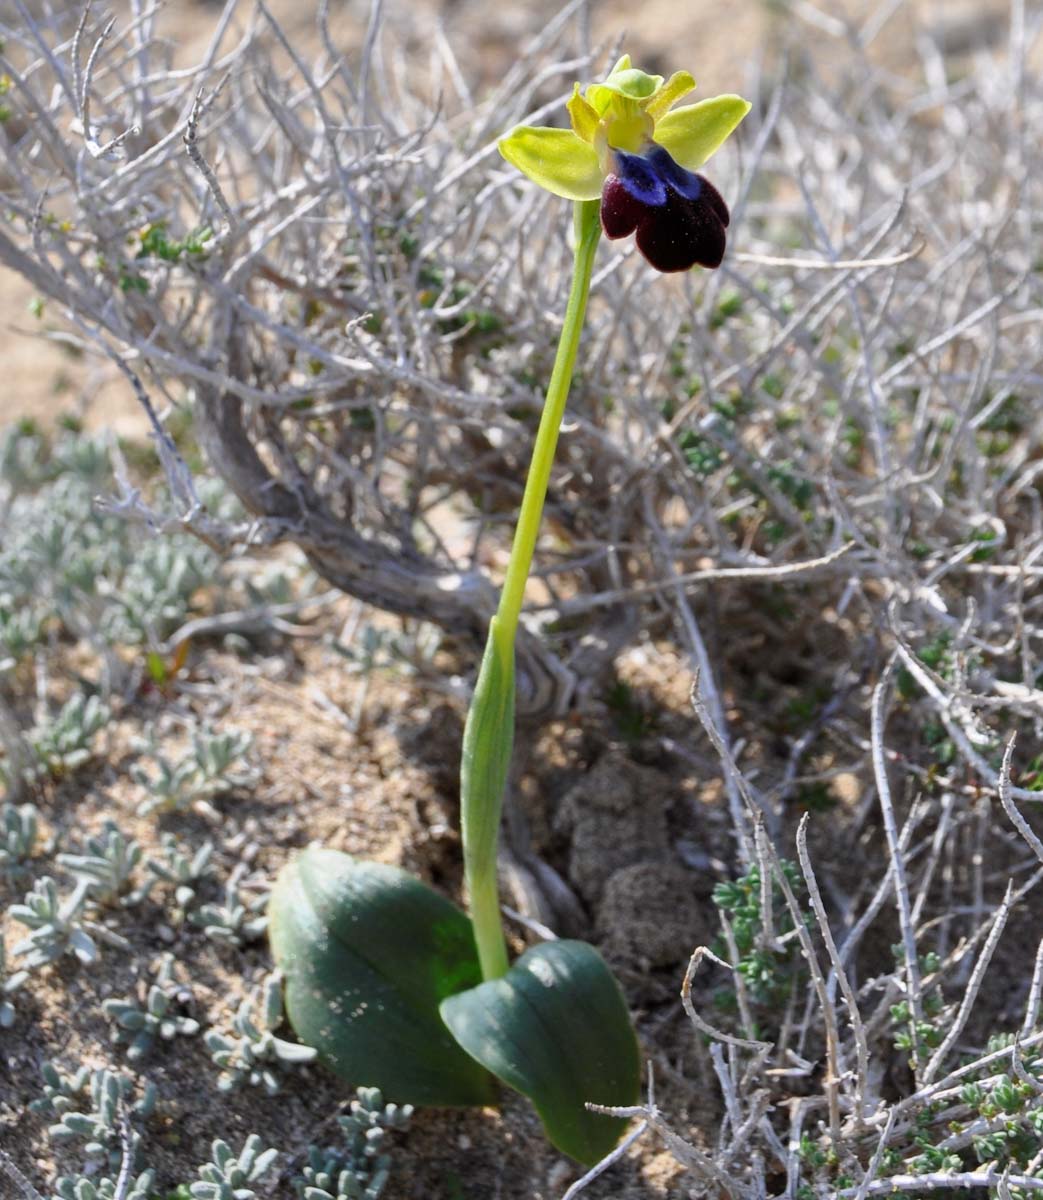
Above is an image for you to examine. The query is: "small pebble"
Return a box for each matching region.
[547,1160,572,1190]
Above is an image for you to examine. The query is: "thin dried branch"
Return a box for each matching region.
[756,820,842,1146]
[560,1120,648,1200]
[922,881,1014,1083]
[0,1149,44,1200]
[871,658,926,1080]
[839,1171,1043,1196]
[998,736,1043,864]
[183,78,236,237]
[796,814,870,1125]
[681,947,773,1055]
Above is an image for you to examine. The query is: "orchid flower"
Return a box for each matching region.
[499,56,750,272]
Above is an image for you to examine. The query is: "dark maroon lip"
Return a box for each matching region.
[600,144,730,273]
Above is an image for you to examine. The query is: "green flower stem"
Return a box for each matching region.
[461,198,602,982]
[495,199,602,637]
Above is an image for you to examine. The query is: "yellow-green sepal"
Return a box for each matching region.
[498,126,602,201]
[653,94,752,170]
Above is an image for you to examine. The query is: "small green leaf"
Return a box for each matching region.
[269,848,495,1106]
[440,939,640,1164]
[145,651,168,685]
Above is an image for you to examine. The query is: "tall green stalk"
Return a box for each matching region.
[460,198,602,981]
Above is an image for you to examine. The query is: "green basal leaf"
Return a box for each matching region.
[439,939,640,1164]
[269,847,495,1106]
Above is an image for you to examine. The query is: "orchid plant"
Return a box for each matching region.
[270,57,749,1165]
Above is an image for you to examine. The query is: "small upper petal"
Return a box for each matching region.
[567,85,600,144]
[653,95,752,170]
[644,70,696,120]
[498,126,603,201]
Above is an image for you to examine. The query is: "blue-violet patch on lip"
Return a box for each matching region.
[601,145,730,272]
